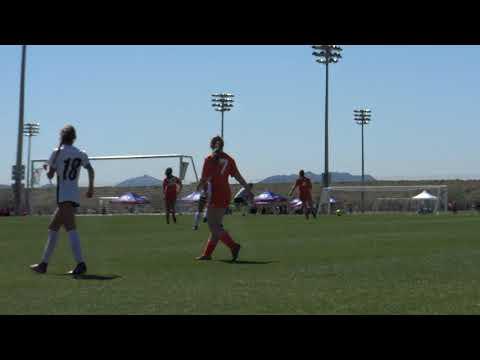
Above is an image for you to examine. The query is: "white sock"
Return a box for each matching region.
[41,230,59,263]
[194,212,201,227]
[67,230,84,263]
[203,208,208,219]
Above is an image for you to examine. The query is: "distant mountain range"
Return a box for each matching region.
[114,172,375,188]
[116,175,162,187]
[259,171,375,184]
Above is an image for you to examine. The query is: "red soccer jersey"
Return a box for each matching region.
[296,177,312,199]
[201,152,238,208]
[163,176,181,198]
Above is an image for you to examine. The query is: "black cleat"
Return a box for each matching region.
[231,244,241,262]
[202,217,208,223]
[68,262,87,275]
[30,262,48,274]
[195,255,212,261]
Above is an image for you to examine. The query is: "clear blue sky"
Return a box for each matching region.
[1,45,480,186]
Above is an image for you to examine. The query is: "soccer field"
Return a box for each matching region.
[2,213,480,314]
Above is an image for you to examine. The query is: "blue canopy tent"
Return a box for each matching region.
[289,198,303,210]
[181,191,202,203]
[97,192,150,214]
[254,191,288,214]
[110,192,150,205]
[254,191,288,205]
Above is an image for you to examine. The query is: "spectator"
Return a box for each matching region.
[452,201,458,214]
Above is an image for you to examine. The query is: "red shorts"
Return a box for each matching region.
[300,193,313,204]
[209,191,231,209]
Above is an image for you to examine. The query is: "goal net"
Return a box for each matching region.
[319,185,448,214]
[29,154,199,215]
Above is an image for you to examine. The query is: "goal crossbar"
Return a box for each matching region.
[30,153,199,188]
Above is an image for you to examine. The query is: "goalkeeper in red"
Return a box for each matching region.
[289,170,316,219]
[163,167,182,224]
[196,136,253,261]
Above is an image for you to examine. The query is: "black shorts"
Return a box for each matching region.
[58,201,80,208]
[165,198,177,210]
[234,198,246,205]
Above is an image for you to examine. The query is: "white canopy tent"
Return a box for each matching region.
[411,190,439,213]
[411,190,438,200]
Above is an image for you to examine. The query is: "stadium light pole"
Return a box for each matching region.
[354,108,372,213]
[312,45,342,190]
[23,122,40,214]
[211,93,234,139]
[14,45,27,216]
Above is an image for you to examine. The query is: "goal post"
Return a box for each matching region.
[320,185,449,214]
[29,153,199,215]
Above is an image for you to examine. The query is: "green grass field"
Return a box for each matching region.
[2,213,480,314]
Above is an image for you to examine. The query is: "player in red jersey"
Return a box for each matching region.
[163,167,182,224]
[196,136,253,261]
[289,170,316,219]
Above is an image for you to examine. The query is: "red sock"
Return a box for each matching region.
[203,240,217,257]
[220,231,238,250]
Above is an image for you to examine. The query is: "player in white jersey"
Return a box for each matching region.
[30,125,95,276]
[234,183,254,216]
[193,181,211,230]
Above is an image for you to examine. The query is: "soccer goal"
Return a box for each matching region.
[319,185,448,214]
[29,153,199,215]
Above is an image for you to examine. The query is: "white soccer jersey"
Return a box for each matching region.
[234,187,247,200]
[234,186,252,205]
[48,145,90,206]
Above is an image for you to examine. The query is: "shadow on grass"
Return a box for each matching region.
[73,274,121,281]
[218,260,277,265]
[53,273,121,280]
